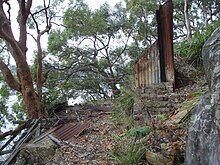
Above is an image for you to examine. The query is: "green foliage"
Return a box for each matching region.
[11,99,26,120]
[46,0,220,105]
[174,21,220,67]
[108,136,146,165]
[179,90,206,112]
[42,68,70,111]
[177,89,206,124]
[47,0,134,102]
[125,0,158,46]
[126,126,151,138]
[112,86,135,126]
[157,114,168,121]
[109,87,150,164]
[0,84,9,133]
[0,83,27,133]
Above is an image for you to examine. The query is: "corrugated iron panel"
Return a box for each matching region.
[52,123,89,141]
[135,0,175,90]
[134,62,139,88]
[135,41,161,88]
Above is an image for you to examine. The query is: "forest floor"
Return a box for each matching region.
[48,107,119,165]
[0,63,206,164]
[48,74,207,165]
[47,105,188,165]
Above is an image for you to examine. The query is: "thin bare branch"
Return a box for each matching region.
[51,21,67,28]
[3,1,11,23]
[30,12,40,33]
[31,6,49,16]
[0,44,7,53]
[44,0,50,28]
[112,29,133,65]
[27,32,37,42]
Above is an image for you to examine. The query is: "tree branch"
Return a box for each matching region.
[3,0,11,23]
[0,6,25,63]
[25,0,33,15]
[112,29,133,65]
[0,58,21,92]
[18,0,30,56]
[34,0,52,98]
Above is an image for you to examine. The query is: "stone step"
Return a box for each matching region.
[141,94,169,101]
[144,101,172,108]
[136,82,174,94]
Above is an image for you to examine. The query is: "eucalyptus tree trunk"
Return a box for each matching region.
[184,0,192,40]
[0,0,51,118]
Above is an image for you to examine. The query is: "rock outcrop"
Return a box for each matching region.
[185,27,220,165]
[15,137,57,165]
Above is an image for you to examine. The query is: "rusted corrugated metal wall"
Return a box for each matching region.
[134,41,160,88]
[135,0,175,89]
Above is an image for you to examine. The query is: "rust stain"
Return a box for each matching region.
[52,123,89,141]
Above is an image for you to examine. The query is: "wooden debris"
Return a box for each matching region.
[0,120,33,153]
[2,119,40,165]
[48,135,61,146]
[0,121,30,140]
[0,150,13,155]
[146,150,173,165]
[168,109,190,124]
[1,104,113,164]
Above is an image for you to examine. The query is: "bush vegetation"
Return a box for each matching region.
[174,21,220,68]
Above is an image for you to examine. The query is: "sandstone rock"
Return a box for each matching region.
[15,137,57,165]
[185,27,220,165]
[174,56,197,88]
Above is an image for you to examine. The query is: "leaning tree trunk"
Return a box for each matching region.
[18,60,43,118]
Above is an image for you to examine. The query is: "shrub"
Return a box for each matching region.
[126,126,151,138]
[112,87,135,126]
[108,136,146,165]
[174,21,220,68]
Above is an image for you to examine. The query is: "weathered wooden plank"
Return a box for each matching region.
[0,120,32,151]
[2,119,40,165]
[0,150,13,155]
[0,122,29,141]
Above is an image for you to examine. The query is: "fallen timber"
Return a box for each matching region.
[0,104,112,164]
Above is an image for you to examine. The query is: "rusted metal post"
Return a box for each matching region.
[157,0,175,88]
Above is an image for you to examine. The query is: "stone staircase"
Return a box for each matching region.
[134,82,187,124]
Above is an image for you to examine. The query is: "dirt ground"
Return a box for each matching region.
[48,107,117,165]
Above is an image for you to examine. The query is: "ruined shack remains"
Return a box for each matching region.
[134,0,175,89]
[134,0,184,121]
[0,104,112,164]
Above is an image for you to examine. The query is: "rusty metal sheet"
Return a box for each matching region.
[134,62,139,88]
[52,123,89,141]
[157,0,175,86]
[134,41,161,88]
